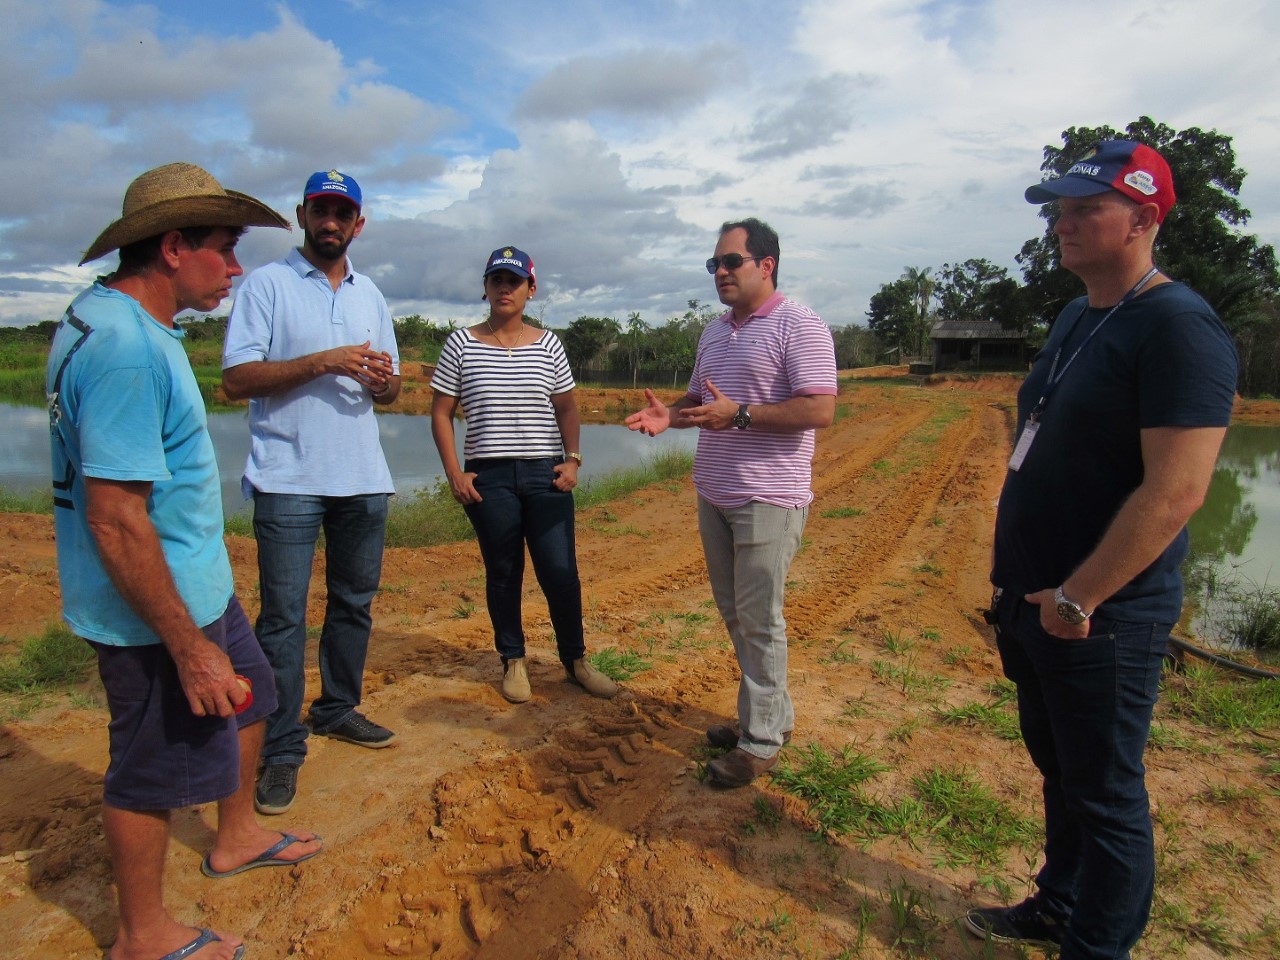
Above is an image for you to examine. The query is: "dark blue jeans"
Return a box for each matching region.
[253,492,388,766]
[995,593,1170,960]
[464,458,584,665]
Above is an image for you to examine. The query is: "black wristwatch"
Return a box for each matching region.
[733,404,752,430]
[1054,586,1091,625]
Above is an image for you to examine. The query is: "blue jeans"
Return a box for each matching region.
[252,492,388,766]
[995,592,1170,960]
[698,497,806,758]
[463,458,584,665]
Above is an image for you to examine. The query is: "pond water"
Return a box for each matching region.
[9,405,1276,588]
[1185,425,1280,651]
[1187,425,1280,587]
[0,404,697,518]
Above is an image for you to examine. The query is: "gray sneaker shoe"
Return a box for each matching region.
[502,657,532,703]
[320,711,397,749]
[255,763,299,815]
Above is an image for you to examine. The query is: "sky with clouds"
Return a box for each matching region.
[3,0,1279,330]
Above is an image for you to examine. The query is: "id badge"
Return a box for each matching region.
[1008,420,1039,471]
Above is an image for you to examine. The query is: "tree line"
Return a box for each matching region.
[865,117,1280,397]
[6,117,1277,396]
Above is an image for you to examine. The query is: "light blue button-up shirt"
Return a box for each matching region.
[224,247,399,497]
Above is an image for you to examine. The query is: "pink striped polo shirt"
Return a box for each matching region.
[687,292,837,509]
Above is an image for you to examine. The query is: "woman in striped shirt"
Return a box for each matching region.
[430,246,618,704]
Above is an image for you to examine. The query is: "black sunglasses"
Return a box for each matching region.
[705,253,763,274]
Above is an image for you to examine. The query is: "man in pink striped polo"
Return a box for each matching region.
[626,218,838,787]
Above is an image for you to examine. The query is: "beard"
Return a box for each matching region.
[304,225,354,262]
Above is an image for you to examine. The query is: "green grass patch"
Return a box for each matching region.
[0,486,53,514]
[936,701,1023,742]
[770,742,889,835]
[821,506,864,519]
[0,369,46,404]
[912,767,1039,869]
[1162,661,1280,732]
[383,482,478,548]
[0,623,95,693]
[574,448,693,509]
[587,647,652,681]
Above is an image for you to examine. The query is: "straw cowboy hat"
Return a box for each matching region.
[80,162,289,265]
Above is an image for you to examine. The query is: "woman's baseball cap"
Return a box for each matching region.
[484,246,535,280]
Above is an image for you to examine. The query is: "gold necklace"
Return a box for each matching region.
[486,320,523,357]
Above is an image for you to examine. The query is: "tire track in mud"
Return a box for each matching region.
[578,389,942,632]
[786,389,1008,641]
[291,698,693,959]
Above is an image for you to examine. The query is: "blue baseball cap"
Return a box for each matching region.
[484,246,536,280]
[1025,140,1175,223]
[304,169,362,208]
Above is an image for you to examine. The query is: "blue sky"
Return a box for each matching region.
[3,0,1278,329]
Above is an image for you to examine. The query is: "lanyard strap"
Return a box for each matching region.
[1028,266,1159,422]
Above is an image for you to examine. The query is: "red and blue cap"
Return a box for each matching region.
[1025,140,1175,223]
[304,169,362,208]
[484,246,535,280]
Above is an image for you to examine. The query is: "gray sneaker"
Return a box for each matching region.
[255,763,299,816]
[320,711,397,748]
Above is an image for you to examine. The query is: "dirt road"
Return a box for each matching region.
[1,373,1276,959]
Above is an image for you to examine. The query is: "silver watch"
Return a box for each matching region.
[1054,586,1091,625]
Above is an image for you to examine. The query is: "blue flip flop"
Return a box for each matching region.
[147,927,246,960]
[200,832,321,879]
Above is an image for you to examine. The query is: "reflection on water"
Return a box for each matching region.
[2,405,698,518]
[1186,425,1280,651]
[1187,425,1280,585]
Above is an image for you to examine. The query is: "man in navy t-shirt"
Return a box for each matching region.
[966,141,1237,959]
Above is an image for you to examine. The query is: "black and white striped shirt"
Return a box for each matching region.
[431,328,575,460]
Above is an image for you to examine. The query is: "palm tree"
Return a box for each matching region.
[904,266,935,359]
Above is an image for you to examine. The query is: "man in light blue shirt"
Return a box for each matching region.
[223,170,401,816]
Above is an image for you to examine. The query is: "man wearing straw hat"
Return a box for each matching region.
[222,170,400,817]
[48,163,322,960]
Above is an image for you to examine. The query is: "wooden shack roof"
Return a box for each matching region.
[930,320,1025,341]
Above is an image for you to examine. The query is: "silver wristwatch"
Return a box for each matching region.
[733,403,752,430]
[1054,586,1091,625]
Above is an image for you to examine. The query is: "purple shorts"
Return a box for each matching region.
[90,596,278,811]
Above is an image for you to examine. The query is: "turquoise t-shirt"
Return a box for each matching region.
[47,283,234,645]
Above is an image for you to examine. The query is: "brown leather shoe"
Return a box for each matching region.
[706,722,792,750]
[706,747,778,788]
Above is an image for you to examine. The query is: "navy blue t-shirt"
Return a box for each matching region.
[991,281,1237,623]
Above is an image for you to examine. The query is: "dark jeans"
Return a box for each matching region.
[995,592,1170,960]
[253,492,388,766]
[464,458,584,664]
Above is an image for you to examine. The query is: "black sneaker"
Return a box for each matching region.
[320,712,397,749]
[255,763,299,815]
[963,897,1064,946]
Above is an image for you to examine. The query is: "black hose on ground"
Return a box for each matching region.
[1168,636,1280,680]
